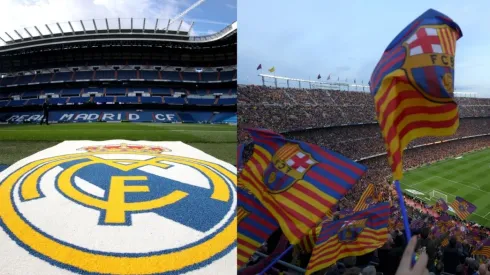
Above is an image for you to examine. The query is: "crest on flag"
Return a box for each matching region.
[338,219,367,243]
[263,143,317,193]
[403,25,459,103]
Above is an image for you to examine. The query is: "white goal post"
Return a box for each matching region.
[429,190,448,202]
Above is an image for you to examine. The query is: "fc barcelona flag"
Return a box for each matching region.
[449,196,476,220]
[306,203,390,274]
[434,198,449,212]
[237,187,279,268]
[370,9,462,180]
[353,183,377,212]
[298,209,334,253]
[241,128,366,244]
[473,239,490,258]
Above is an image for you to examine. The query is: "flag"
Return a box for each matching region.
[434,198,448,212]
[327,74,331,80]
[369,9,462,180]
[306,203,390,274]
[268,66,275,73]
[237,144,245,169]
[241,128,366,244]
[237,187,279,268]
[450,196,476,220]
[353,183,377,212]
[317,74,321,79]
[354,79,356,84]
[298,209,334,253]
[257,64,262,70]
[473,239,490,258]
[339,208,354,219]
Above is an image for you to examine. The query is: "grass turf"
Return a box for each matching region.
[0,123,236,165]
[400,147,490,227]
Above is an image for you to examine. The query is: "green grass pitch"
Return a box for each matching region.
[0,123,236,165]
[400,147,490,227]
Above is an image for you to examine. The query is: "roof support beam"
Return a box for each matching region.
[118,18,121,32]
[56,22,64,36]
[176,20,183,33]
[34,26,43,38]
[45,24,53,36]
[14,30,23,41]
[154,19,159,33]
[24,28,33,39]
[166,19,170,32]
[105,18,109,32]
[93,19,98,33]
[68,21,75,34]
[131,18,133,32]
[5,32,14,41]
[188,22,195,34]
[80,20,86,33]
[143,18,146,30]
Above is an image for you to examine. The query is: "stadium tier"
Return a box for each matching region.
[0,19,237,122]
[239,85,490,225]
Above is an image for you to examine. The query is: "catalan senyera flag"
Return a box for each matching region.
[473,239,490,258]
[369,9,462,180]
[449,196,477,220]
[241,128,366,244]
[268,66,275,73]
[353,183,376,212]
[306,203,390,274]
[237,186,279,269]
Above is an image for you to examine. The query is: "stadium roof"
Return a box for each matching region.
[0,18,237,51]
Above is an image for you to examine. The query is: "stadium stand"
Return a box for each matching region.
[238,84,490,274]
[0,20,237,124]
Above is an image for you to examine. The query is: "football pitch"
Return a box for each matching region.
[0,123,236,165]
[400,147,490,227]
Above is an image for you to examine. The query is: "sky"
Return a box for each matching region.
[238,0,490,98]
[0,0,236,38]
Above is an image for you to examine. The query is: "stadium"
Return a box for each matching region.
[0,6,237,275]
[0,17,237,167]
[238,74,490,274]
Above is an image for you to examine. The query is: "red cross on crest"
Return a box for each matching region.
[286,152,315,173]
[406,27,442,56]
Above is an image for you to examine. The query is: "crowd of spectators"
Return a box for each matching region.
[238,85,490,133]
[238,85,490,275]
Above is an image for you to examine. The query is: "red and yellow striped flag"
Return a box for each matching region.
[353,183,376,212]
[241,128,366,244]
[306,203,390,274]
[369,9,462,180]
[473,239,490,258]
[449,196,477,220]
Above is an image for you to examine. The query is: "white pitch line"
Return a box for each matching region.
[404,176,437,188]
[435,176,488,193]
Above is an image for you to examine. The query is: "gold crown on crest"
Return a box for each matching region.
[77,143,171,154]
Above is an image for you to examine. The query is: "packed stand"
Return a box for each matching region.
[238,85,490,274]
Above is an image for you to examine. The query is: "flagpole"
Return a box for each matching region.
[258,245,293,275]
[394,179,416,265]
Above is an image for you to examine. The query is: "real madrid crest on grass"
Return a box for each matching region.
[0,140,237,275]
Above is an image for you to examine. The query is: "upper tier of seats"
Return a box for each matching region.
[238,86,490,132]
[0,70,237,87]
